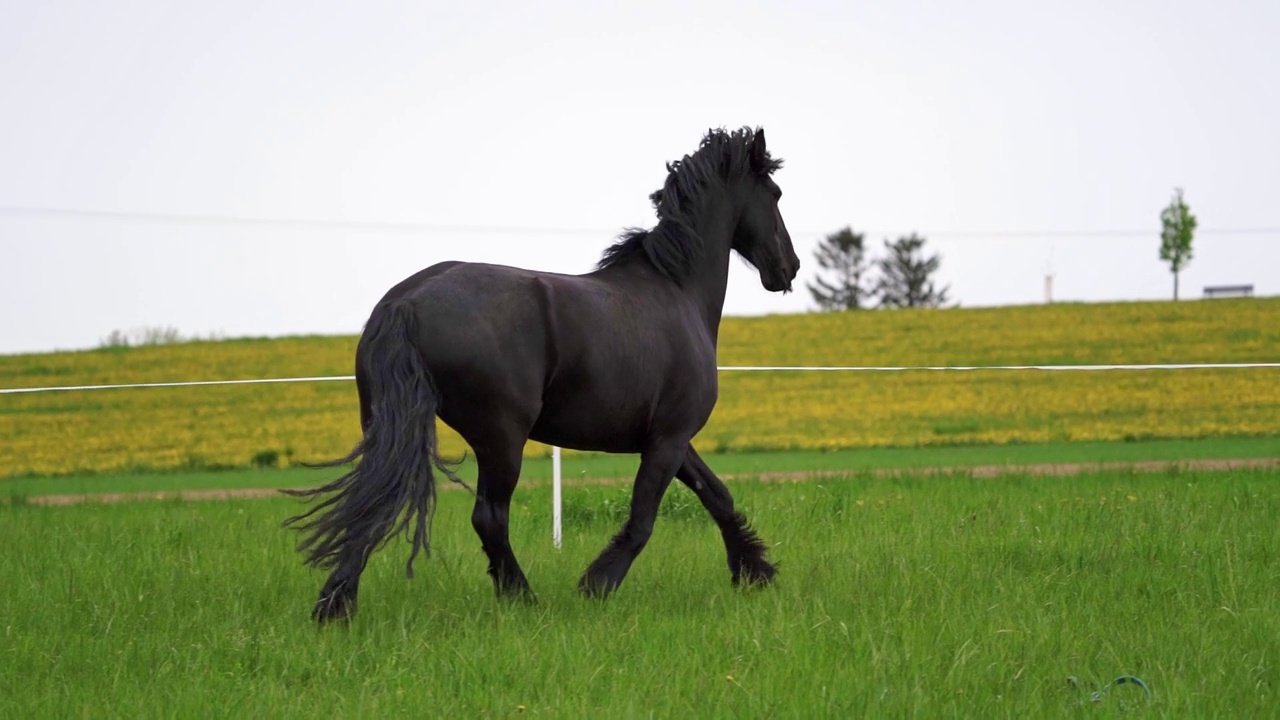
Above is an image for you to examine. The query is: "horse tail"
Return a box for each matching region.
[283,300,465,578]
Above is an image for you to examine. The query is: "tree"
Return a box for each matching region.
[807,226,873,310]
[1159,188,1197,300]
[874,234,951,308]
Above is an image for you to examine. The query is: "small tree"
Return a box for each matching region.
[1159,188,1197,300]
[807,226,873,310]
[874,234,950,308]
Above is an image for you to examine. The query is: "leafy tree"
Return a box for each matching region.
[874,234,950,308]
[1159,188,1197,300]
[807,227,873,310]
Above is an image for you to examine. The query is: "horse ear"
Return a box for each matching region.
[749,129,768,174]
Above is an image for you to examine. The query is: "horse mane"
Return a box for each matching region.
[597,127,783,282]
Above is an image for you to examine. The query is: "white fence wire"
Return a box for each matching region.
[3,363,1279,396]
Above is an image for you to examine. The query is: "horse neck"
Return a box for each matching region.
[677,192,737,342]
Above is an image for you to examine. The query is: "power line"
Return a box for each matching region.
[0,205,611,237]
[1,204,1277,240]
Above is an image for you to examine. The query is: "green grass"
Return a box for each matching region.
[4,434,1278,499]
[2,467,1277,717]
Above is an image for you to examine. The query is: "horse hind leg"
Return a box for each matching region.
[579,442,684,598]
[675,446,776,587]
[312,548,368,622]
[470,441,535,601]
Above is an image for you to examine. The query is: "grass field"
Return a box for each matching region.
[2,463,1277,717]
[4,434,1279,499]
[2,299,1276,715]
[2,298,1277,477]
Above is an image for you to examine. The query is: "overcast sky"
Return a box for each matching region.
[2,0,1277,356]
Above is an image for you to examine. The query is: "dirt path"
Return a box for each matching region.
[14,457,1279,507]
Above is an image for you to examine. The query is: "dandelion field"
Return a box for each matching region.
[2,466,1277,717]
[1,298,1277,478]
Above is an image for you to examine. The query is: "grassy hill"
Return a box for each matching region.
[1,298,1277,477]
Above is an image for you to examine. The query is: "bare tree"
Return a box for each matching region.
[807,227,873,310]
[874,234,951,308]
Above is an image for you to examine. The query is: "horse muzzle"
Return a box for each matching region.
[763,266,796,293]
[769,246,800,293]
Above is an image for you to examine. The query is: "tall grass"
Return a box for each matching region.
[2,468,1276,717]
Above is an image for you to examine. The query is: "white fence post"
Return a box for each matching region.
[552,446,562,549]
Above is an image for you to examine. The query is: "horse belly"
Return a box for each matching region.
[529,402,649,454]
[530,364,717,454]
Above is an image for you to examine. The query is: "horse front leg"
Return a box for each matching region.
[675,445,776,587]
[578,441,685,598]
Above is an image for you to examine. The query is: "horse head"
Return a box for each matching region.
[731,129,799,293]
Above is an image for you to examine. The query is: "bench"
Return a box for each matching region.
[1203,284,1254,298]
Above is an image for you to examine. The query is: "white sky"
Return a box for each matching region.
[2,0,1277,356]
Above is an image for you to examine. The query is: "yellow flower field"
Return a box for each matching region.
[1,299,1276,477]
[717,298,1279,367]
[704,366,1280,452]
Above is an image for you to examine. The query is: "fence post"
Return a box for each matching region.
[552,446,562,549]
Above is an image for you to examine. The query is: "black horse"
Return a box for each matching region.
[284,127,799,622]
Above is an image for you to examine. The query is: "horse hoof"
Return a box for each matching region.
[312,593,357,624]
[733,560,777,588]
[577,575,617,600]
